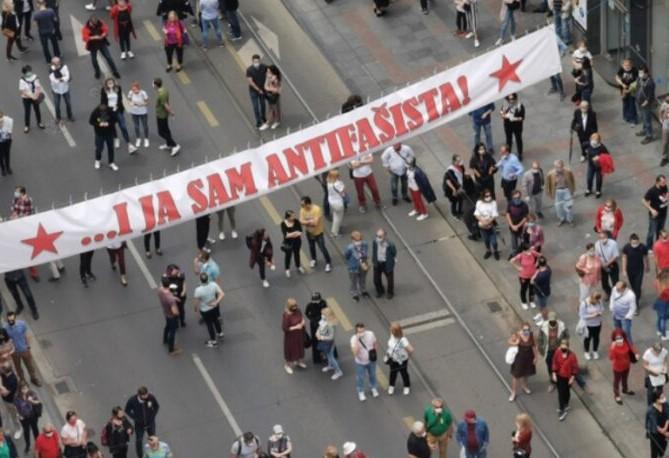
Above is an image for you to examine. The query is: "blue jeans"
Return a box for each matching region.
[535,293,549,309]
[390,173,408,200]
[622,95,638,124]
[613,318,633,343]
[641,105,653,138]
[131,113,149,139]
[113,110,130,143]
[647,213,667,248]
[480,227,497,252]
[53,91,72,121]
[322,342,342,374]
[306,233,332,264]
[225,9,241,38]
[499,8,516,40]
[473,122,493,152]
[555,188,573,222]
[561,15,572,44]
[550,74,565,96]
[462,449,487,458]
[355,362,378,393]
[250,90,266,127]
[658,314,667,337]
[201,17,222,48]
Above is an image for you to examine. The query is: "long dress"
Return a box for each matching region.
[282,310,305,362]
[511,334,537,378]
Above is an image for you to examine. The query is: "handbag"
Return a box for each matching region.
[1,29,15,38]
[358,337,377,362]
[629,348,638,364]
[575,318,589,338]
[505,346,518,365]
[303,329,312,349]
[280,241,292,253]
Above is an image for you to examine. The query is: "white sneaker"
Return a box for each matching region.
[94,160,101,169]
[128,144,138,154]
[358,392,366,402]
[325,263,332,273]
[259,123,269,131]
[270,264,276,271]
[331,371,343,380]
[309,260,316,268]
[474,39,480,48]
[403,387,411,395]
[121,52,127,60]
[592,351,600,360]
[135,138,141,147]
[218,232,226,240]
[495,38,503,46]
[109,163,119,171]
[84,3,95,10]
[271,122,280,130]
[143,138,150,148]
[127,51,135,58]
[231,230,238,239]
[207,238,216,245]
[529,302,537,309]
[262,280,270,288]
[284,364,294,375]
[408,210,418,217]
[159,144,170,150]
[205,340,218,348]
[285,270,291,278]
[662,335,669,341]
[298,267,305,274]
[416,214,428,221]
[322,366,333,373]
[387,386,395,395]
[584,352,591,360]
[170,144,181,156]
[465,32,474,38]
[521,303,529,310]
[114,138,120,148]
[371,388,379,398]
[105,5,111,10]
[13,429,22,440]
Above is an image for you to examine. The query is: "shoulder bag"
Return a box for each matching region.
[358,336,377,362]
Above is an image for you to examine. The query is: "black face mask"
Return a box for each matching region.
[549,320,557,326]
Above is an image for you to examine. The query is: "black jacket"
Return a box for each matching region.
[100,86,125,113]
[1,11,19,32]
[571,109,598,140]
[124,394,160,426]
[89,107,115,136]
[222,0,238,11]
[13,0,33,13]
[104,417,133,454]
[156,0,193,19]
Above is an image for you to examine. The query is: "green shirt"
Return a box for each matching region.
[0,440,10,458]
[155,88,170,119]
[423,406,453,436]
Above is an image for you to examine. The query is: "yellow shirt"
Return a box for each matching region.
[300,205,324,236]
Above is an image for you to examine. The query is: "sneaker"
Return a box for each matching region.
[271,122,280,130]
[474,39,480,48]
[371,388,379,398]
[296,362,307,369]
[511,35,516,40]
[259,123,269,131]
[298,267,305,274]
[144,138,150,148]
[359,206,367,214]
[521,303,529,310]
[231,230,238,239]
[170,145,181,156]
[548,384,555,392]
[109,163,119,172]
[662,335,669,341]
[559,410,568,421]
[533,313,543,324]
[94,160,101,169]
[217,331,224,339]
[127,51,134,58]
[309,260,317,268]
[121,51,127,60]
[529,302,537,309]
[358,392,366,402]
[270,264,276,271]
[325,263,332,273]
[262,280,270,288]
[284,364,294,375]
[388,386,395,395]
[231,35,242,41]
[509,393,516,402]
[408,210,418,217]
[584,352,591,360]
[128,144,138,154]
[495,38,503,46]
[465,32,474,38]
[592,351,600,360]
[403,387,410,395]
[13,430,22,440]
[416,214,428,221]
[84,2,95,9]
[159,144,170,150]
[219,232,226,240]
[114,138,120,148]
[205,340,218,348]
[207,238,216,245]
[331,371,343,380]
[135,138,141,148]
[322,366,333,373]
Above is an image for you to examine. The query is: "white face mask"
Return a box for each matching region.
[253,61,260,68]
[14,191,21,198]
[590,140,600,148]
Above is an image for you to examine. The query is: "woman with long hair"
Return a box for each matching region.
[1,0,27,61]
[316,307,343,380]
[385,322,414,395]
[264,65,282,130]
[162,10,185,72]
[512,413,532,456]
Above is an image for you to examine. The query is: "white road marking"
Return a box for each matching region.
[193,353,243,436]
[126,240,157,289]
[42,94,77,147]
[236,38,264,69]
[69,15,88,57]
[251,17,280,59]
[403,318,456,336]
[397,309,452,329]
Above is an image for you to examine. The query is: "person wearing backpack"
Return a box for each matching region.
[229,432,261,458]
[18,65,45,133]
[267,425,291,457]
[102,406,133,458]
[15,381,40,453]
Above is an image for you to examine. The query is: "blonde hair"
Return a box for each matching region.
[516,413,532,430]
[167,10,178,21]
[321,307,337,324]
[390,322,403,338]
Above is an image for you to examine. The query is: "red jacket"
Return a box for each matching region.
[552,349,579,379]
[110,3,136,41]
[654,239,669,271]
[608,328,636,372]
[81,20,109,45]
[594,206,624,239]
[599,153,615,175]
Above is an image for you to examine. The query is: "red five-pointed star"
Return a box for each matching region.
[489,55,523,92]
[21,223,63,260]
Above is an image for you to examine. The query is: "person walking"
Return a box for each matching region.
[155,0,193,21]
[546,159,575,226]
[655,230,669,274]
[644,175,669,248]
[350,153,381,213]
[229,432,261,458]
[315,307,343,380]
[350,322,379,401]
[455,410,489,458]
[216,207,237,240]
[510,243,538,310]
[372,229,396,299]
[512,413,532,456]
[157,276,181,356]
[48,57,73,124]
[495,0,519,45]
[595,230,620,298]
[222,0,241,40]
[79,251,95,287]
[280,210,304,277]
[610,281,636,342]
[246,228,275,288]
[103,406,133,458]
[423,398,454,458]
[474,190,500,260]
[107,240,128,286]
[575,243,602,302]
[89,103,118,171]
[110,0,135,59]
[574,57,594,104]
[264,65,281,130]
[5,311,40,385]
[2,1,27,61]
[282,298,306,375]
[81,15,120,79]
[246,54,267,130]
[153,78,180,156]
[622,233,649,311]
[406,159,436,221]
[305,292,327,365]
[538,311,567,393]
[199,0,222,49]
[162,11,185,72]
[615,58,638,125]
[0,111,13,176]
[325,169,346,237]
[469,143,497,197]
[637,65,656,145]
[608,328,638,405]
[443,154,466,218]
[344,231,369,301]
[453,0,469,36]
[61,411,87,458]
[468,103,494,152]
[15,380,40,453]
[193,272,224,347]
[579,291,604,360]
[646,391,669,458]
[266,424,292,458]
[655,273,669,340]
[506,190,529,257]
[125,387,159,458]
[19,65,44,133]
[32,0,58,63]
[100,78,137,154]
[521,161,544,218]
[385,322,413,396]
[127,82,149,148]
[34,423,62,458]
[299,196,332,272]
[508,324,538,402]
[406,421,430,458]
[164,264,186,327]
[381,143,414,206]
[643,342,668,405]
[551,338,579,421]
[500,93,525,160]
[571,100,598,163]
[496,145,524,202]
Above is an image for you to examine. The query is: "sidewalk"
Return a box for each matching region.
[282,0,662,456]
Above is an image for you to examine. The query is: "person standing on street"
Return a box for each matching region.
[595,230,620,298]
[546,159,575,226]
[325,169,346,237]
[571,100,598,163]
[496,145,523,203]
[660,96,669,166]
[610,281,637,342]
[193,272,224,348]
[443,154,466,218]
[299,196,332,272]
[61,411,87,458]
[229,432,261,458]
[15,0,33,41]
[385,322,413,395]
[157,276,181,356]
[125,386,159,458]
[4,270,38,318]
[406,421,430,458]
[280,210,303,277]
[264,65,281,130]
[81,15,121,79]
[344,231,368,301]
[282,298,306,375]
[101,77,137,154]
[32,0,58,63]
[79,251,96,287]
[381,143,414,206]
[89,103,118,171]
[615,58,638,125]
[19,65,44,133]
[216,207,237,240]
[164,264,186,327]
[646,391,669,458]
[48,57,73,124]
[15,381,40,454]
[2,1,27,61]
[127,82,149,148]
[508,324,538,402]
[107,240,128,286]
[538,311,568,393]
[469,143,497,198]
[500,93,525,160]
[655,230,669,275]
[423,398,454,458]
[222,0,241,40]
[350,322,379,402]
[643,342,668,405]
[469,103,494,152]
[580,292,604,360]
[506,190,529,257]
[575,243,601,302]
[495,0,518,45]
[0,111,14,176]
[246,228,275,288]
[552,338,579,421]
[246,54,267,130]
[110,0,135,60]
[143,436,172,458]
[406,159,436,221]
[622,233,649,311]
[474,190,500,260]
[521,161,544,218]
[5,311,40,385]
[455,410,489,458]
[162,11,184,72]
[644,175,669,248]
[350,153,381,213]
[266,424,292,458]
[608,328,638,405]
[636,65,656,145]
[372,229,396,299]
[153,78,180,156]
[103,406,133,458]
[305,292,327,365]
[10,186,40,281]
[512,413,532,456]
[35,423,62,458]
[316,307,343,380]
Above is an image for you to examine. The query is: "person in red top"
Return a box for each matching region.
[510,243,539,310]
[608,328,639,404]
[81,15,120,79]
[654,230,669,274]
[109,0,136,60]
[594,199,624,239]
[552,338,579,421]
[512,413,532,457]
[35,423,62,458]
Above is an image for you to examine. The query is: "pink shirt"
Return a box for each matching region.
[576,253,602,286]
[514,251,537,279]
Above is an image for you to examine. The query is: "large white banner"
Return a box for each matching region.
[0,27,561,273]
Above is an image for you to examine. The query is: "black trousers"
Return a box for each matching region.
[163,316,177,353]
[449,195,463,216]
[388,360,410,387]
[583,324,601,352]
[22,98,41,128]
[501,178,517,202]
[111,445,128,458]
[651,433,668,458]
[627,269,643,308]
[556,375,571,411]
[5,274,37,314]
[601,263,619,298]
[519,277,534,303]
[201,307,222,340]
[283,241,301,269]
[134,422,155,458]
[504,122,523,159]
[79,251,94,279]
[119,24,132,52]
[157,117,176,147]
[18,11,32,38]
[164,44,183,65]
[373,263,394,295]
[195,215,210,249]
[143,231,161,252]
[20,416,38,450]
[0,139,11,173]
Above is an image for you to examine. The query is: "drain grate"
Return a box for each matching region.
[486,301,502,313]
[54,381,70,395]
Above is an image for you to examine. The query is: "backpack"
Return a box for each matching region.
[235,435,261,457]
[100,423,110,446]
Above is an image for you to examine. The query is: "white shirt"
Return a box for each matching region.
[19,75,42,98]
[474,200,498,227]
[61,419,86,444]
[327,180,345,208]
[381,145,414,176]
[49,65,70,95]
[581,112,588,130]
[643,348,669,387]
[127,90,149,115]
[0,116,13,141]
[407,168,419,191]
[106,89,119,111]
[609,288,636,320]
[387,335,410,363]
[351,153,373,178]
[350,330,376,365]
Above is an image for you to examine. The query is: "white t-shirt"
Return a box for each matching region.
[644,348,669,387]
[106,89,119,111]
[387,335,410,363]
[407,169,419,191]
[351,153,373,178]
[19,75,42,98]
[127,90,149,115]
[350,330,376,365]
[474,200,499,227]
[61,419,86,445]
[327,180,345,209]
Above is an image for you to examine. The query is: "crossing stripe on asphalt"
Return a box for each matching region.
[143,20,162,42]
[196,101,219,127]
[326,297,352,331]
[176,70,191,85]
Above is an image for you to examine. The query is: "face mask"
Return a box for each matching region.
[579,47,586,53]
[376,236,383,242]
[527,222,535,228]
[639,72,646,79]
[478,150,485,155]
[615,338,624,345]
[14,191,21,198]
[484,196,492,202]
[512,198,521,205]
[521,330,530,337]
[587,249,595,256]
[434,408,443,414]
[354,241,362,246]
[253,62,260,68]
[590,141,600,148]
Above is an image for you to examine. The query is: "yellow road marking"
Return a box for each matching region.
[176,70,191,85]
[196,101,219,127]
[225,41,248,72]
[326,297,352,331]
[143,20,161,42]
[403,416,416,430]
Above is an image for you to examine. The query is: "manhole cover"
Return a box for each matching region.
[54,381,70,395]
[486,301,502,313]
